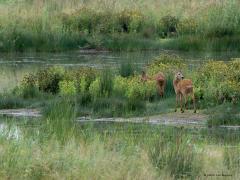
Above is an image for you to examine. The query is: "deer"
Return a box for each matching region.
[141,71,166,97]
[173,71,196,113]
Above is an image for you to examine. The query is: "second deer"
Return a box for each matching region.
[141,71,166,97]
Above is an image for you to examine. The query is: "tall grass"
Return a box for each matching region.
[118,61,137,78]
[42,98,76,143]
[0,120,207,179]
[1,0,240,51]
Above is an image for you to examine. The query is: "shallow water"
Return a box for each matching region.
[1,119,240,145]
[1,50,240,91]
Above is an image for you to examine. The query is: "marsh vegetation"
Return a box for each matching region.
[0,0,240,179]
[0,54,239,124]
[1,0,240,51]
[0,109,240,179]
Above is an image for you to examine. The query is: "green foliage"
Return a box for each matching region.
[0,94,28,109]
[89,69,113,99]
[224,146,240,173]
[113,76,156,101]
[59,80,77,96]
[1,1,240,51]
[160,15,179,37]
[99,69,114,97]
[118,61,136,77]
[147,54,187,76]
[207,102,240,126]
[92,97,127,117]
[177,18,198,35]
[20,73,40,98]
[148,134,202,178]
[15,56,239,118]
[64,67,97,94]
[194,60,240,105]
[89,78,101,100]
[42,98,76,143]
[37,66,65,94]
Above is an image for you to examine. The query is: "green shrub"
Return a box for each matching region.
[37,66,65,94]
[113,76,128,96]
[147,54,187,76]
[125,77,156,101]
[229,59,240,82]
[177,18,198,35]
[194,60,240,104]
[113,76,156,101]
[160,15,179,37]
[117,9,145,33]
[89,78,101,100]
[99,69,114,97]
[59,80,77,96]
[20,73,40,98]
[63,67,97,93]
[89,69,114,99]
[118,61,136,77]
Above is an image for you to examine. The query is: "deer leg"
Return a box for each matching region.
[184,95,188,110]
[162,81,166,97]
[175,93,179,112]
[192,93,196,113]
[180,94,184,113]
[160,86,164,98]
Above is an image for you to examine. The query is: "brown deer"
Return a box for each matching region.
[173,71,196,113]
[141,71,166,97]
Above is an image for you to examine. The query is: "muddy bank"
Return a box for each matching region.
[0,109,41,118]
[1,108,240,129]
[77,111,207,127]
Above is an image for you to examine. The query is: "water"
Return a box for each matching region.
[1,50,240,91]
[1,119,240,145]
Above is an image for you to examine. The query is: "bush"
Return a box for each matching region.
[89,78,101,100]
[160,15,179,37]
[118,61,136,77]
[117,9,145,33]
[125,77,156,101]
[147,54,187,76]
[178,18,198,35]
[99,69,114,97]
[20,73,40,98]
[194,60,240,104]
[37,66,65,94]
[59,80,77,96]
[113,76,156,101]
[89,70,113,99]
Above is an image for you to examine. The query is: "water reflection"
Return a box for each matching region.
[0,123,21,140]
